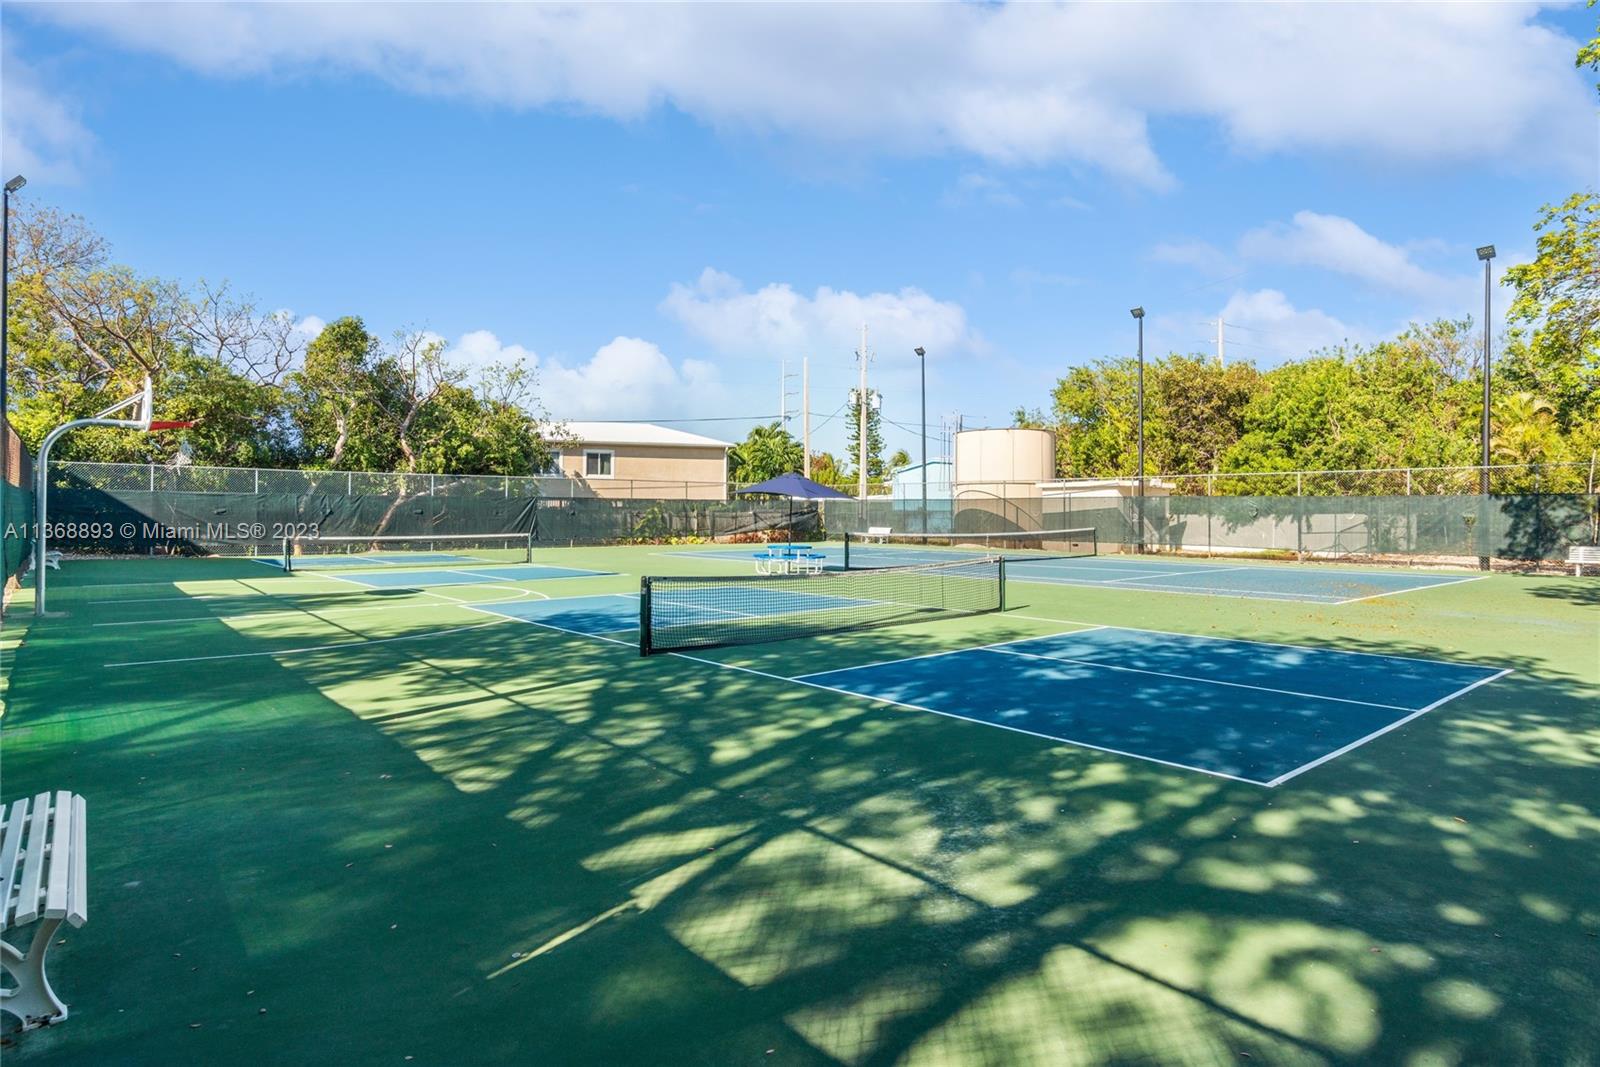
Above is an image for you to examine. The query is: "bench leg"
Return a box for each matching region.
[1,918,69,1030]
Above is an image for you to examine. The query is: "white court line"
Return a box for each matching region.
[991,613,1514,670]
[1004,573,1345,604]
[664,650,1269,788]
[1099,565,1251,585]
[103,619,511,668]
[1333,574,1489,605]
[335,566,605,590]
[93,595,514,627]
[792,626,1109,681]
[449,596,1267,787]
[452,602,638,648]
[981,646,1415,712]
[1265,668,1513,787]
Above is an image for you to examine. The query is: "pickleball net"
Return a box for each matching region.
[843,527,1098,569]
[282,532,533,572]
[639,556,1004,655]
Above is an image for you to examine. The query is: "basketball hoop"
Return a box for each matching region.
[32,378,192,614]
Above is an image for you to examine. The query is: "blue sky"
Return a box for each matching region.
[2,2,1595,463]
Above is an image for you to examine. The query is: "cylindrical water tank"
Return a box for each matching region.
[953,428,1056,486]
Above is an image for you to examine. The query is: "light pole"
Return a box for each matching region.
[1130,307,1145,552]
[914,346,927,531]
[2,174,25,565]
[1476,246,1496,494]
[1476,245,1495,572]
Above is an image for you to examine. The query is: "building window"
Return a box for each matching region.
[584,450,614,478]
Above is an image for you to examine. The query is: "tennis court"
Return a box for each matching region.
[3,541,1595,1064]
[683,535,1482,604]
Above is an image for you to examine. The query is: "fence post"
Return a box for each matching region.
[1296,472,1303,496]
[347,472,353,494]
[1405,469,1411,496]
[149,463,155,492]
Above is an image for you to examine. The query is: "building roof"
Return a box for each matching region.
[552,421,733,449]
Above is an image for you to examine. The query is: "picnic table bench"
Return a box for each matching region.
[2,791,87,1031]
[864,526,892,543]
[1569,545,1600,576]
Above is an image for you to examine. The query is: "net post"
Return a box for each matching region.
[281,534,292,573]
[638,577,653,656]
[998,556,1006,612]
[843,531,852,569]
[523,529,533,563]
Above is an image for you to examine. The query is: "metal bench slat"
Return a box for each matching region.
[13,791,52,926]
[44,791,73,920]
[68,794,87,927]
[0,797,29,932]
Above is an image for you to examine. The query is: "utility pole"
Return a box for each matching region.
[856,323,870,501]
[801,357,811,477]
[779,358,799,427]
[1216,317,1225,366]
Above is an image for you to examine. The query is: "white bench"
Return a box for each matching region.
[1569,545,1600,576]
[42,551,62,571]
[864,526,892,543]
[2,792,87,1031]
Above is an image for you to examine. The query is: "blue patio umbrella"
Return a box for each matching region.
[733,472,853,545]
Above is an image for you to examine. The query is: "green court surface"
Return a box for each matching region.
[2,545,1596,1064]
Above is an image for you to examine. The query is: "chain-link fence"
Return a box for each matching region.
[43,460,1600,563]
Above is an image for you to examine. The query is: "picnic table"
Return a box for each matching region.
[752,544,826,575]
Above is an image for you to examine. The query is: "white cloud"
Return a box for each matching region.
[443,329,725,420]
[661,268,979,367]
[0,41,94,182]
[1151,240,1236,275]
[1215,289,1356,359]
[1240,211,1461,301]
[25,3,1592,185]
[946,173,1023,208]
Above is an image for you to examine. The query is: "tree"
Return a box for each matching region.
[1500,194,1600,431]
[373,329,465,472]
[1492,392,1562,466]
[1579,0,1599,92]
[808,451,845,486]
[729,422,803,484]
[1147,355,1258,474]
[845,398,887,483]
[286,317,392,469]
[888,448,911,470]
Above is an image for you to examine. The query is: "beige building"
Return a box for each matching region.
[550,422,732,500]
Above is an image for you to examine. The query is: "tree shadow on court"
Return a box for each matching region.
[4,574,1597,1065]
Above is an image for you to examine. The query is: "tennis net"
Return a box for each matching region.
[843,528,1097,569]
[640,556,1004,655]
[282,532,533,572]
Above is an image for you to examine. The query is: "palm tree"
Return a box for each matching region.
[729,422,804,484]
[1491,392,1559,466]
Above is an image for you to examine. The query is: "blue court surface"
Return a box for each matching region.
[679,545,1480,604]
[321,563,611,589]
[475,593,1509,786]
